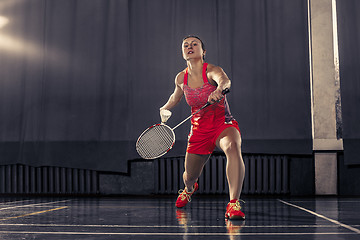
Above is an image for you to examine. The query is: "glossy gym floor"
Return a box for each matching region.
[0,195,359,239]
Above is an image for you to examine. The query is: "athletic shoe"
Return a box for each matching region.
[225,199,245,220]
[175,182,199,208]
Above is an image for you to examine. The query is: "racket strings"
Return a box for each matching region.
[138,127,173,157]
[136,125,175,159]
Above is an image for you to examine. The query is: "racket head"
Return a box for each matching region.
[136,124,175,159]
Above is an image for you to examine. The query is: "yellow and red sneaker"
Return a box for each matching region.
[225,199,245,220]
[175,182,199,208]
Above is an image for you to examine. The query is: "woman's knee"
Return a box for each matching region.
[222,139,242,156]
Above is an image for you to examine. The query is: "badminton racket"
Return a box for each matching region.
[136,88,229,159]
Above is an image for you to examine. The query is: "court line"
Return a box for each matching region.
[0,200,70,211]
[0,223,352,228]
[285,200,360,203]
[278,199,360,234]
[0,200,33,205]
[0,231,356,236]
[0,206,68,221]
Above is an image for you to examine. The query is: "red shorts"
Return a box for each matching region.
[186,120,240,155]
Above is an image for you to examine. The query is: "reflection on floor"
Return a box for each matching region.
[0,195,359,239]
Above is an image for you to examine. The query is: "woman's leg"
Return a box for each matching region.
[183,152,210,191]
[175,152,209,208]
[216,127,245,201]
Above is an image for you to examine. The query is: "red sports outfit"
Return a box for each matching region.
[183,63,240,155]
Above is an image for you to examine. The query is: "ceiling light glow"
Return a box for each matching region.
[0,16,9,28]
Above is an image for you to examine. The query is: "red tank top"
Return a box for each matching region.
[183,63,234,128]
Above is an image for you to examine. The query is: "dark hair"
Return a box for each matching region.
[183,35,206,52]
[183,35,206,60]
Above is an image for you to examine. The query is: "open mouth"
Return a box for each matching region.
[188,51,194,54]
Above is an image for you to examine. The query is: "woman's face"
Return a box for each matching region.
[182,37,205,61]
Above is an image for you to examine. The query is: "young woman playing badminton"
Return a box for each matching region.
[160,36,245,220]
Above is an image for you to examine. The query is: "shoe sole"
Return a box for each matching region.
[176,204,186,208]
[225,214,245,220]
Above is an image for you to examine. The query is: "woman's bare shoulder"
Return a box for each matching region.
[206,63,223,73]
[175,69,187,85]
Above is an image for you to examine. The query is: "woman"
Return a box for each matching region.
[160,36,245,220]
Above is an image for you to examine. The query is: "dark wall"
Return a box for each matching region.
[336,0,360,195]
[289,156,315,196]
[0,0,311,171]
[338,154,360,195]
[337,0,360,165]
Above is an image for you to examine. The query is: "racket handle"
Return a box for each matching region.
[222,88,230,95]
[201,88,230,110]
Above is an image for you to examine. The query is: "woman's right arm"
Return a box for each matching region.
[160,72,184,111]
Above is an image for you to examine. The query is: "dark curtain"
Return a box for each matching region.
[0,0,311,172]
[337,0,360,165]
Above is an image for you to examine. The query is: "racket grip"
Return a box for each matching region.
[222,88,230,95]
[200,88,230,110]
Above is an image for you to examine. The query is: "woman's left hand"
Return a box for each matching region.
[208,88,224,104]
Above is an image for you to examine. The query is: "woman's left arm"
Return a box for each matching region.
[207,64,231,103]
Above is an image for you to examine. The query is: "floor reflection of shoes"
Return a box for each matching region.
[225,219,245,235]
[176,209,189,226]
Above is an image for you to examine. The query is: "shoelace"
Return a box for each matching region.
[230,201,241,210]
[178,188,195,202]
[229,199,246,210]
